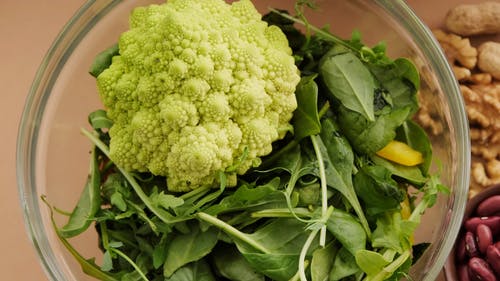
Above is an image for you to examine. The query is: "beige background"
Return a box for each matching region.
[0,0,491,280]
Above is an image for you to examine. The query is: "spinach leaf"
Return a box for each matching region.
[329,247,360,281]
[165,260,216,281]
[337,105,411,155]
[355,250,392,276]
[239,252,300,281]
[60,146,101,238]
[320,51,375,121]
[353,165,404,216]
[163,223,219,277]
[212,243,264,281]
[311,241,337,281]
[396,120,433,176]
[370,155,426,186]
[368,58,419,115]
[316,119,370,236]
[235,219,313,281]
[292,75,321,141]
[326,209,367,256]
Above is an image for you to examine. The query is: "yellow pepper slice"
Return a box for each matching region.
[376,140,423,166]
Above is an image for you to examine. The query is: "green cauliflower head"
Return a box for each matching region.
[97,0,300,192]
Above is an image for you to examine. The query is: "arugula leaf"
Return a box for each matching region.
[60,146,101,238]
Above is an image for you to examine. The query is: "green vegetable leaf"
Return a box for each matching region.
[316,120,370,236]
[150,189,185,211]
[329,247,360,281]
[370,155,426,186]
[60,146,101,238]
[337,105,411,155]
[292,75,321,140]
[368,58,419,115]
[371,211,417,252]
[88,109,113,130]
[89,43,119,78]
[164,260,216,281]
[42,196,119,281]
[353,165,404,216]
[396,120,433,176]
[311,241,337,281]
[212,243,264,281]
[355,250,392,276]
[234,219,313,281]
[320,51,375,121]
[163,223,219,277]
[326,209,367,256]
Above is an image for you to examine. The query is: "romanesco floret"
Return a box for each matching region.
[97,0,300,192]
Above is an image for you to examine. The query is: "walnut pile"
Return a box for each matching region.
[429,10,500,198]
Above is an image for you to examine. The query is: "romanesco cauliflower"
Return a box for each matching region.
[97,0,300,192]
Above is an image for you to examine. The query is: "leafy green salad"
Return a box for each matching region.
[45,0,449,281]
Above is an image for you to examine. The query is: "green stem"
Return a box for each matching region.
[310,135,328,247]
[251,208,313,218]
[196,212,271,254]
[269,8,356,52]
[299,228,319,281]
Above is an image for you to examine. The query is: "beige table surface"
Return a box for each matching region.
[0,1,490,280]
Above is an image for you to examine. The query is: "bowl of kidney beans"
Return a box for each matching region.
[445,184,500,281]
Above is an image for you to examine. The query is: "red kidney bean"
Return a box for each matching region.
[465,216,500,235]
[486,244,500,277]
[465,231,480,258]
[478,224,494,254]
[468,257,497,281]
[495,241,500,251]
[458,263,472,281]
[457,234,468,263]
[477,196,500,217]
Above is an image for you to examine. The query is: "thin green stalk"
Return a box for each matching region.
[269,8,356,52]
[251,208,313,218]
[310,135,328,247]
[299,228,319,281]
[196,212,271,254]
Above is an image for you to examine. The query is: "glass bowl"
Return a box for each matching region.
[17,0,470,280]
